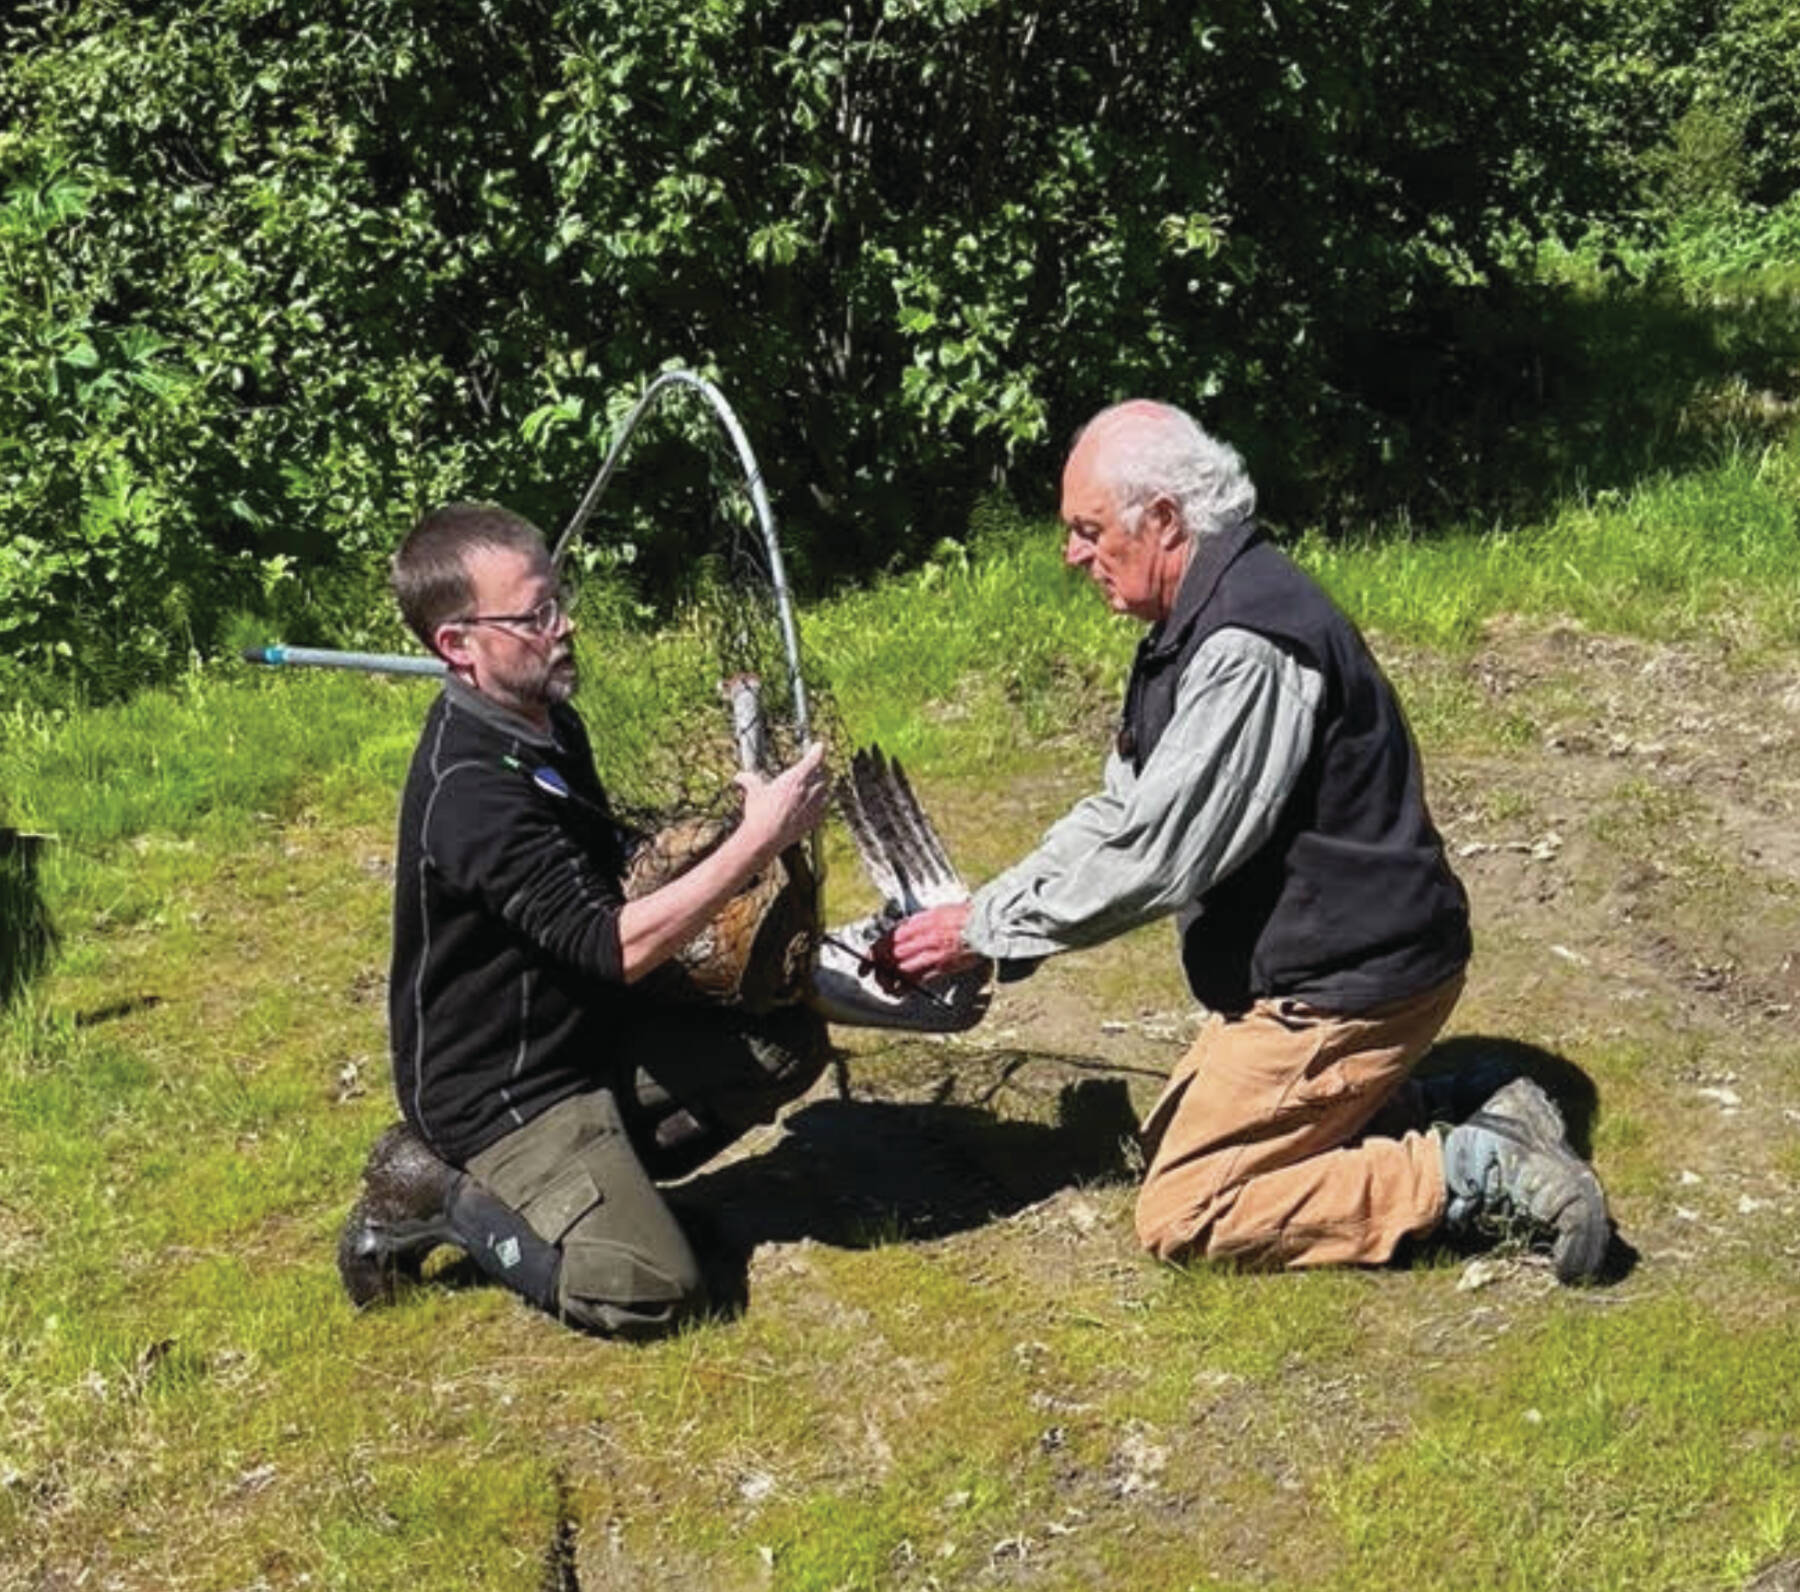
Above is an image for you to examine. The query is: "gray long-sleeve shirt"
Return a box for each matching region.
[964,627,1323,963]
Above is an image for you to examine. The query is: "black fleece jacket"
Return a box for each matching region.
[388,679,636,1165]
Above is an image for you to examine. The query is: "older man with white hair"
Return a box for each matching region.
[889,400,1611,1282]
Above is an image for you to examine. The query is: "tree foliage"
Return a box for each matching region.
[1,0,1632,696]
[1603,0,1800,215]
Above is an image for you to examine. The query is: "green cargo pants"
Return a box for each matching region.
[464,1003,828,1337]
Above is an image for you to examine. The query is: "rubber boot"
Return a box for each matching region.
[338,1124,562,1313]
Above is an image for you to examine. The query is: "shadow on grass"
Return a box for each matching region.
[0,827,57,1010]
[421,1037,1638,1316]
[667,1075,1141,1316]
[1417,1035,1599,1154]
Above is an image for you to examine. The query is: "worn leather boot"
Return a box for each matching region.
[1442,1078,1611,1283]
[337,1123,460,1308]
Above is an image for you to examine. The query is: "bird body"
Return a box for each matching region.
[622,745,989,1033]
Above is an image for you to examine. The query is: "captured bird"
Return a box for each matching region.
[621,680,990,1034]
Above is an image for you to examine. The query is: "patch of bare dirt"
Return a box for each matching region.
[1404,621,1800,1270]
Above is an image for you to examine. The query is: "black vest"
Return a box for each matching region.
[1119,517,1470,1016]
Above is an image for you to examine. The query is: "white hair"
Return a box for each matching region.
[1076,401,1256,541]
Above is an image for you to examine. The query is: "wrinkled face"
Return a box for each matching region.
[435,542,577,725]
[1059,441,1187,625]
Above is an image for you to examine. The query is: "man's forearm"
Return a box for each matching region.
[614,828,776,982]
[607,742,829,982]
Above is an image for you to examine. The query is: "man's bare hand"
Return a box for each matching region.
[885,900,982,979]
[734,741,830,861]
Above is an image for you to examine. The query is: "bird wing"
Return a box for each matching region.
[806,745,990,1031]
[835,745,967,911]
[806,907,990,1032]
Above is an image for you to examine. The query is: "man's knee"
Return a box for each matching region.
[469,1090,707,1336]
[1136,1177,1199,1263]
[1134,1168,1234,1264]
[557,1232,705,1339]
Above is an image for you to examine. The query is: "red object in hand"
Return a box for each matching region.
[859,929,910,995]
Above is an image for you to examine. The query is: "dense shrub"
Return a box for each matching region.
[1604,0,1800,215]
[1,0,1628,698]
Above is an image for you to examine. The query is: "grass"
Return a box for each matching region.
[1300,440,1800,654]
[4,335,1800,1585]
[1327,1297,1800,1590]
[4,424,1796,838]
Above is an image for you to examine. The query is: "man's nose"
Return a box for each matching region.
[1063,530,1089,568]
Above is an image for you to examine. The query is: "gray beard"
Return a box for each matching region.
[546,659,579,704]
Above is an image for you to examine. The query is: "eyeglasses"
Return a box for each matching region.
[456,582,578,637]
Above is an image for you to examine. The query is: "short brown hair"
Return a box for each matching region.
[392,502,547,649]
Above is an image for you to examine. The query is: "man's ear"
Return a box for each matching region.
[433,621,474,670]
[1148,495,1185,549]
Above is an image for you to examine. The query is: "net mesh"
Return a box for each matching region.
[556,385,848,842]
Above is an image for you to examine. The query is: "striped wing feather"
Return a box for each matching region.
[836,746,966,911]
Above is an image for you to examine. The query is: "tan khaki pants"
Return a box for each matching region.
[1135,974,1463,1268]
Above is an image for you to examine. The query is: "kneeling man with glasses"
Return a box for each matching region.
[338,503,831,1336]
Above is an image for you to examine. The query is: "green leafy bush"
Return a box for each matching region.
[1,0,1628,699]
[1609,0,1800,213]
